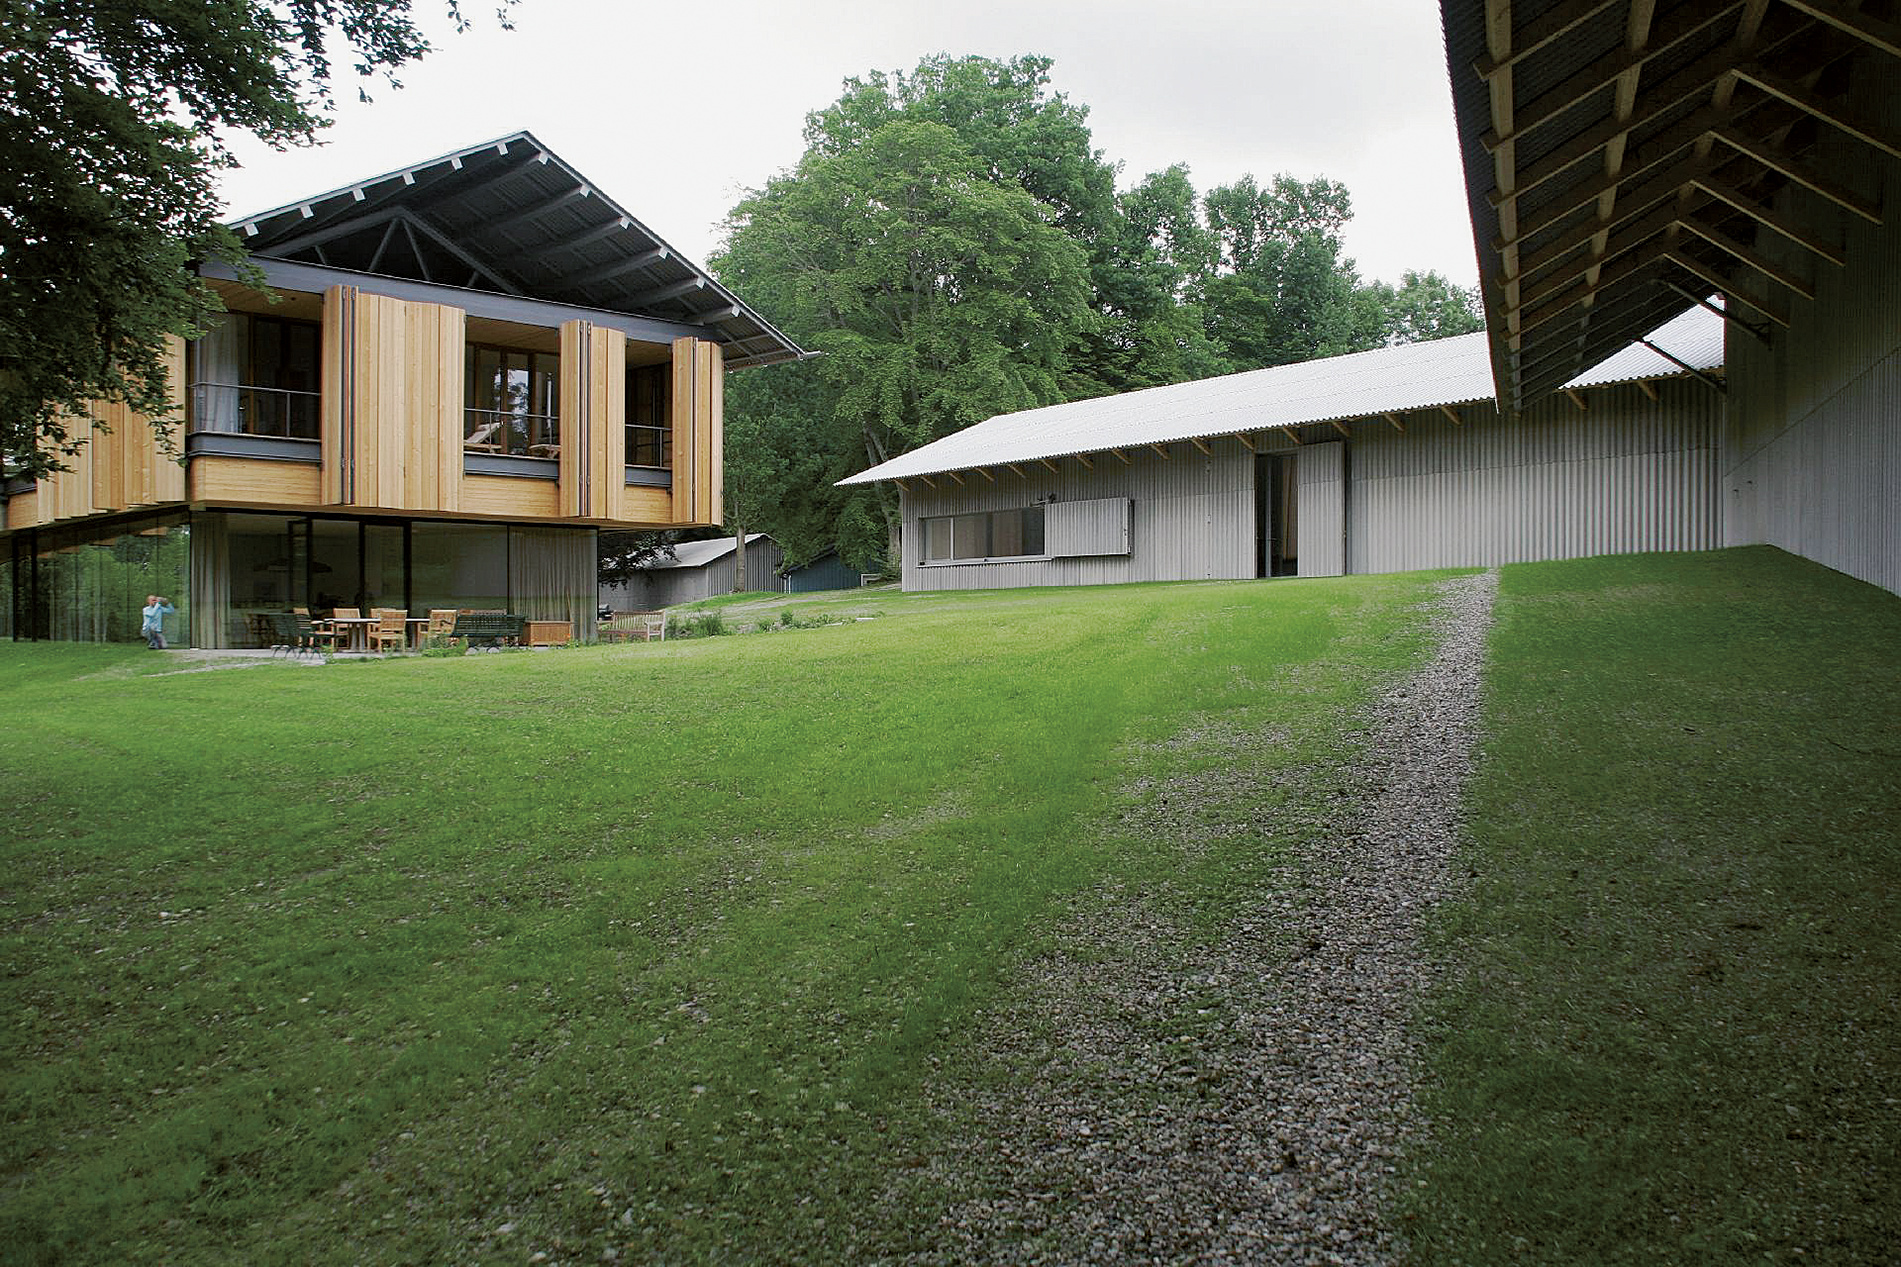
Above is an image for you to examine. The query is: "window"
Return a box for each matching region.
[466,345,559,457]
[625,364,671,468]
[188,314,321,438]
[920,507,1046,563]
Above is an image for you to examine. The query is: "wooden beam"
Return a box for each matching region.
[945,470,965,485]
[1279,427,1303,446]
[917,473,936,489]
[1007,464,1028,479]
[1690,175,1847,265]
[1500,149,1705,261]
[1636,378,1661,401]
[1664,249,1792,325]
[894,478,909,492]
[1110,448,1133,465]
[1473,0,1620,80]
[1040,458,1062,475]
[1564,388,1589,411]
[1482,5,1737,149]
[1189,436,1213,456]
[1776,0,1901,61]
[1658,278,1772,346]
[1074,452,1096,470]
[1440,405,1463,426]
[1711,125,1884,223]
[1329,419,1351,438]
[974,466,996,482]
[1149,443,1171,460]
[1233,432,1257,452]
[1383,412,1405,433]
[1733,63,1901,159]
[1676,212,1817,301]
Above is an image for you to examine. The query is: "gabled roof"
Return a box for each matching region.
[1439,0,1888,409]
[839,305,1722,486]
[229,132,805,368]
[649,533,771,570]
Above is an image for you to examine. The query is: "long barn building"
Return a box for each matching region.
[841,310,1726,590]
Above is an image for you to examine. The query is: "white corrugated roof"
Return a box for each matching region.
[649,533,768,570]
[839,305,1723,486]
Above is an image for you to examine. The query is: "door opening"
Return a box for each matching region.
[1256,454,1298,577]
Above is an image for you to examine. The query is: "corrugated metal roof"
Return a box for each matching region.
[228,132,806,368]
[647,533,769,570]
[840,306,1723,486]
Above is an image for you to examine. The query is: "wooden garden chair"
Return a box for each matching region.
[366,608,407,653]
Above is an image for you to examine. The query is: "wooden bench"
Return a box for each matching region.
[598,611,667,643]
[449,610,524,651]
[523,620,572,647]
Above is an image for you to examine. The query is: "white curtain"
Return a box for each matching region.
[191,314,246,432]
[509,526,596,637]
[189,513,231,647]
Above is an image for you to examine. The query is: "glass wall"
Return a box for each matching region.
[5,513,191,644]
[188,313,322,439]
[626,363,671,468]
[412,521,508,614]
[9,514,596,645]
[466,345,559,457]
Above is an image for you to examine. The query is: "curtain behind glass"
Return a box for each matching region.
[509,526,594,636]
[191,512,231,647]
[191,315,246,433]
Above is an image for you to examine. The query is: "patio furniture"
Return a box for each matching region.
[523,620,572,647]
[600,611,666,643]
[464,421,503,452]
[366,608,407,652]
[449,610,523,651]
[426,608,460,642]
[326,614,377,652]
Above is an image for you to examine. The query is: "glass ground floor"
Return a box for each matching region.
[4,510,597,647]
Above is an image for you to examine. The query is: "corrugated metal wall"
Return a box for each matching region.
[901,447,1253,590]
[1721,65,1900,596]
[1349,382,1723,573]
[899,375,1728,589]
[1297,441,1346,577]
[1048,497,1132,556]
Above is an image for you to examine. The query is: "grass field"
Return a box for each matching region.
[1407,547,1901,1262]
[4,547,1896,1264]
[2,570,1440,1264]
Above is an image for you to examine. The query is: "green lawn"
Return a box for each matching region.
[6,548,1896,1265]
[1408,547,1901,1262]
[2,571,1438,1264]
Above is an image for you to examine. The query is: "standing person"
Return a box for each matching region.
[141,594,175,649]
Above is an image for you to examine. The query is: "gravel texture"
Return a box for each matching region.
[881,570,1500,1264]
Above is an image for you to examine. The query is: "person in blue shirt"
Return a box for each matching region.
[141,595,175,649]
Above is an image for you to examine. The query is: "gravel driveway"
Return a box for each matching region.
[878,570,1499,1264]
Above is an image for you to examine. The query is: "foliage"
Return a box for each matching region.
[0,0,509,478]
[597,529,677,591]
[1407,548,1901,1261]
[713,55,1484,568]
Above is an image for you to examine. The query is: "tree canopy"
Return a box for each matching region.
[0,0,507,478]
[713,53,1482,571]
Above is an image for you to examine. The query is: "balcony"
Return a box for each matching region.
[185,383,322,463]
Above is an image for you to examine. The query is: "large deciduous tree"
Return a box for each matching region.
[715,63,1096,564]
[0,0,508,478]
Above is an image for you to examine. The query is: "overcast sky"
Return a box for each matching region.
[216,0,1479,289]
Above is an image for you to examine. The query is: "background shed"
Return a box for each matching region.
[601,534,783,609]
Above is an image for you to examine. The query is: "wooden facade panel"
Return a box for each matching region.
[189,456,324,507]
[6,490,38,531]
[559,321,628,521]
[461,474,561,519]
[24,336,186,527]
[621,485,673,523]
[322,285,464,513]
[669,337,724,526]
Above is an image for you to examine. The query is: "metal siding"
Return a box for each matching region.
[1722,94,1901,596]
[902,447,1254,591]
[1298,442,1346,577]
[1348,382,1722,573]
[1047,497,1131,557]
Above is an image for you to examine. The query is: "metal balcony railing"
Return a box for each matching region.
[189,383,320,440]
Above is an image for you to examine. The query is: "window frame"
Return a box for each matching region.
[918,506,1050,565]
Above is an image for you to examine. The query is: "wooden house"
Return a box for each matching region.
[1,133,804,646]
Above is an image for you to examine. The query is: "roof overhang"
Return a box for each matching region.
[228,132,806,369]
[1440,0,1895,410]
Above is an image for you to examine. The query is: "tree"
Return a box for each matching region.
[715,99,1094,558]
[1359,269,1485,345]
[597,531,677,595]
[0,0,510,478]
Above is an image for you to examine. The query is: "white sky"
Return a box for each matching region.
[216,0,1479,289]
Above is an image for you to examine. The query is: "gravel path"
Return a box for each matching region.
[881,570,1500,1265]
